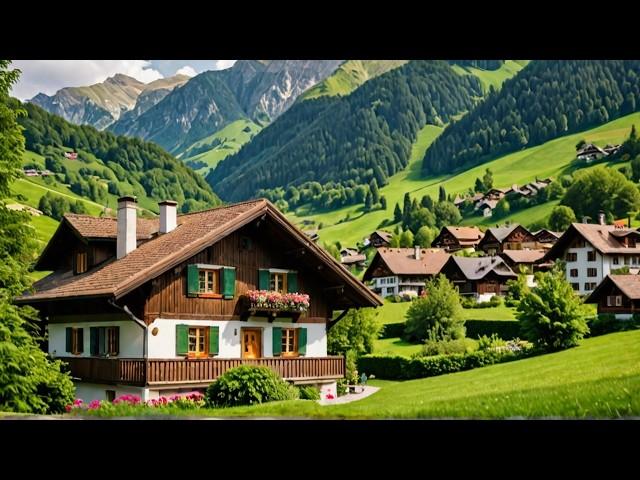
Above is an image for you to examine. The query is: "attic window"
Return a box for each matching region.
[187,264,236,299]
[75,252,87,274]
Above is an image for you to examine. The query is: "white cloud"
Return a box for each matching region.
[10,60,164,100]
[175,65,197,77]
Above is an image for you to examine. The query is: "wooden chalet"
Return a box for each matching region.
[368,230,393,248]
[362,247,450,298]
[533,228,562,245]
[477,224,537,255]
[498,249,551,275]
[439,255,517,302]
[431,226,483,252]
[586,274,640,319]
[17,197,381,402]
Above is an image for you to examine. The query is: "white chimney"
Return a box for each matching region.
[598,210,605,225]
[414,245,421,260]
[159,200,177,234]
[117,196,137,259]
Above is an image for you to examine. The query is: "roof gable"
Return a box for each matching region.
[363,248,450,279]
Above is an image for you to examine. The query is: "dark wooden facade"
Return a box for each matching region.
[588,279,639,315]
[369,231,391,248]
[478,225,537,254]
[440,262,509,296]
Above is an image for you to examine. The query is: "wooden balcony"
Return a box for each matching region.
[62,356,345,387]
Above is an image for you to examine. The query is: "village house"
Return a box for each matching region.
[533,228,562,246]
[477,224,538,255]
[498,249,551,286]
[586,274,640,320]
[368,230,393,248]
[362,247,450,298]
[431,226,484,252]
[340,248,366,268]
[439,255,517,302]
[543,213,640,296]
[16,197,381,402]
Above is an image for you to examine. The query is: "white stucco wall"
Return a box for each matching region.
[48,321,144,358]
[74,383,148,403]
[372,275,398,298]
[146,318,327,359]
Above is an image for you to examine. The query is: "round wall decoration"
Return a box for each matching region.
[151,327,159,336]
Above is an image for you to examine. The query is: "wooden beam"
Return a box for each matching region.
[327,309,349,331]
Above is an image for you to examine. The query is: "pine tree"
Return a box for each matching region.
[393,203,402,222]
[369,179,380,204]
[364,191,373,211]
[402,192,412,226]
[474,177,484,193]
[438,185,447,202]
[380,195,387,210]
[482,168,494,190]
[420,194,434,210]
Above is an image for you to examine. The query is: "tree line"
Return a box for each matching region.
[422,60,640,176]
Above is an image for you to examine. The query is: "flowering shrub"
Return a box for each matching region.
[246,290,310,312]
[66,391,205,415]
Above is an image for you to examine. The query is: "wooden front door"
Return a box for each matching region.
[242,328,262,359]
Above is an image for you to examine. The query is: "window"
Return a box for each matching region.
[90,326,119,356]
[565,252,577,262]
[75,252,87,274]
[281,328,298,357]
[584,282,597,291]
[607,295,623,306]
[188,327,207,358]
[187,264,236,299]
[65,327,84,355]
[198,269,220,294]
[587,268,597,277]
[633,257,639,265]
[587,250,596,262]
[573,239,585,248]
[571,283,579,291]
[624,256,630,265]
[270,271,287,293]
[613,256,620,265]
[386,287,394,295]
[570,269,578,277]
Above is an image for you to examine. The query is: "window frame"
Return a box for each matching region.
[281,328,299,358]
[198,268,222,298]
[70,328,83,355]
[570,268,579,278]
[587,250,596,262]
[75,251,88,274]
[587,268,597,277]
[565,252,577,262]
[106,326,119,356]
[270,271,288,294]
[187,326,209,359]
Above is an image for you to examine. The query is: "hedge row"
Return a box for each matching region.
[380,320,523,340]
[358,349,533,380]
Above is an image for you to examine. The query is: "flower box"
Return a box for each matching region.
[244,290,310,314]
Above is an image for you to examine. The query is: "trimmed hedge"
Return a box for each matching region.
[380,322,406,339]
[464,320,523,340]
[357,348,534,380]
[586,313,640,337]
[381,320,524,340]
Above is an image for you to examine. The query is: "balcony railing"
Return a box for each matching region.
[62,356,345,387]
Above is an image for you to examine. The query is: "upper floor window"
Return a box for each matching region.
[187,264,236,299]
[606,295,623,307]
[587,250,596,262]
[258,268,298,293]
[570,269,578,277]
[65,327,84,355]
[75,252,87,274]
[587,268,597,277]
[565,252,577,262]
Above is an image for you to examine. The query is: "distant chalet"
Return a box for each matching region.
[586,274,640,319]
[439,255,517,302]
[432,226,483,252]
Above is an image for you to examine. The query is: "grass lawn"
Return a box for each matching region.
[373,337,423,356]
[152,330,639,419]
[461,305,516,321]
[289,111,640,246]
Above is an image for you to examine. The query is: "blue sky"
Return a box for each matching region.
[10,60,237,100]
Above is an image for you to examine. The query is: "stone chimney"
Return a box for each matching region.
[598,210,606,225]
[159,200,178,234]
[117,196,137,259]
[414,245,421,260]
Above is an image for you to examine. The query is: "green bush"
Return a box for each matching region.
[462,295,504,308]
[337,379,348,396]
[297,385,320,400]
[380,322,405,339]
[418,337,476,357]
[587,313,640,337]
[205,366,299,408]
[357,348,534,380]
[464,320,523,340]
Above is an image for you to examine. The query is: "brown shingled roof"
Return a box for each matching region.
[65,214,159,240]
[19,200,382,307]
[371,248,450,276]
[586,274,640,303]
[500,249,546,264]
[444,226,483,242]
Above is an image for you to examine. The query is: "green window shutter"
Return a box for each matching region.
[187,264,199,297]
[77,328,84,354]
[298,328,307,356]
[65,328,72,353]
[258,269,270,290]
[90,327,99,356]
[98,327,106,356]
[176,325,189,356]
[287,271,298,293]
[272,327,282,356]
[222,267,236,299]
[209,326,219,356]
